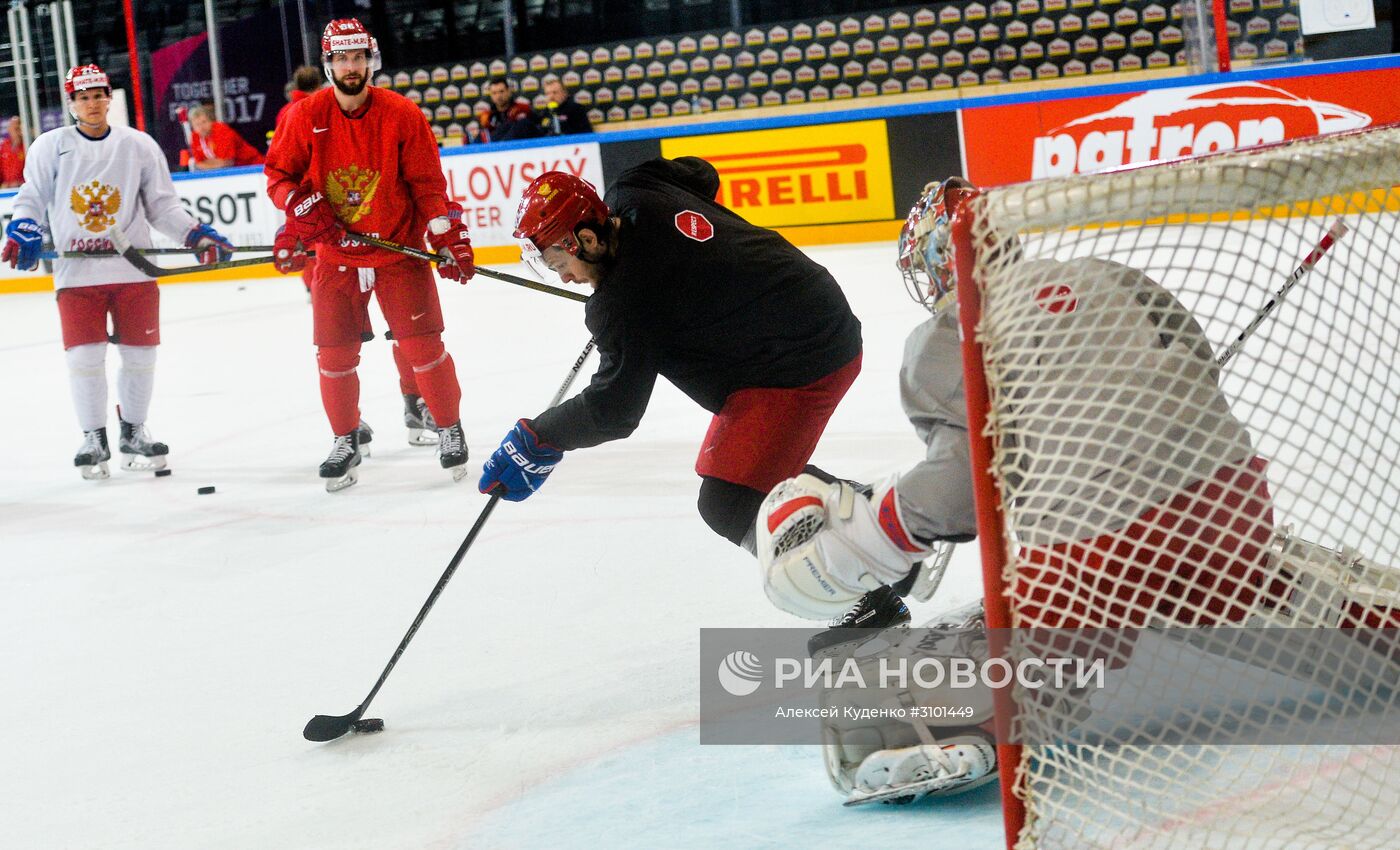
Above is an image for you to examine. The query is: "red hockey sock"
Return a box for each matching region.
[317,344,361,436]
[391,342,419,396]
[398,335,460,428]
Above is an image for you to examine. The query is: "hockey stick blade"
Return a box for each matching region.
[303,339,596,743]
[303,709,366,742]
[107,228,278,277]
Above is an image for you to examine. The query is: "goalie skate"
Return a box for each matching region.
[319,432,361,493]
[74,427,111,481]
[403,394,438,446]
[118,418,169,472]
[843,731,997,807]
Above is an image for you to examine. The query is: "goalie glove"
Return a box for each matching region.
[758,473,933,620]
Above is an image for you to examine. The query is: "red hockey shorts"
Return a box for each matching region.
[311,257,443,347]
[695,353,862,493]
[56,281,160,348]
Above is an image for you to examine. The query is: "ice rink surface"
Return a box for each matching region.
[0,243,1003,849]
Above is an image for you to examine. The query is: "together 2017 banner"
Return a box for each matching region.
[150,8,309,170]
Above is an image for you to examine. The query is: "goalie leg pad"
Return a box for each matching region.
[758,473,930,620]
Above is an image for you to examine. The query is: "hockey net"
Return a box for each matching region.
[952,124,1400,850]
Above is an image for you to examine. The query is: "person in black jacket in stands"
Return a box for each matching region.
[479,158,863,553]
[539,77,593,136]
[482,77,542,142]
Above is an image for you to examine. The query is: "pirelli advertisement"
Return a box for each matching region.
[4,56,1400,292]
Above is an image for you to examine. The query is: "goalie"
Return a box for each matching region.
[758,177,1338,805]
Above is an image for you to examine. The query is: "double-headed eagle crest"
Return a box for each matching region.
[325,165,382,225]
[70,179,120,234]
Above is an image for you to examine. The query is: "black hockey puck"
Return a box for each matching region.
[351,718,385,733]
[154,469,172,477]
[197,485,216,495]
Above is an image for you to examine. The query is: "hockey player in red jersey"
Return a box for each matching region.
[264,18,475,491]
[479,163,863,551]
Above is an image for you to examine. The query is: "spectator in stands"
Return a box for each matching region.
[539,77,593,136]
[481,77,541,142]
[187,105,264,171]
[1,116,25,188]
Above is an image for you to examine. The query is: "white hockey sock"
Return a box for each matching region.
[65,342,108,432]
[116,344,158,425]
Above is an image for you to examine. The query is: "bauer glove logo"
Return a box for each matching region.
[504,440,557,475]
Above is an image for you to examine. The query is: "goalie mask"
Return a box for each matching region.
[897,177,975,315]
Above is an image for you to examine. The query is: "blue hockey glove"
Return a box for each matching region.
[2,218,44,270]
[479,419,563,502]
[185,222,234,264]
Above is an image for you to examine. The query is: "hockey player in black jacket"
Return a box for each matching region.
[479,157,863,551]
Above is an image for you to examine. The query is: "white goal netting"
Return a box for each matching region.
[956,124,1400,850]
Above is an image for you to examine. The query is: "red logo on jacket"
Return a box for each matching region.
[674,210,714,242]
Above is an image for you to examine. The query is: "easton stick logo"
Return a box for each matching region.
[1030,82,1372,179]
[70,180,121,234]
[325,165,382,225]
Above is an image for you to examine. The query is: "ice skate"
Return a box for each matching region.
[74,427,111,480]
[118,417,169,471]
[319,431,361,492]
[438,421,468,482]
[403,394,438,446]
[807,584,911,656]
[355,419,374,458]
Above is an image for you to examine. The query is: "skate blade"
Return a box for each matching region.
[361,445,371,459]
[121,453,168,472]
[325,468,359,493]
[80,462,111,481]
[450,465,469,483]
[407,428,438,446]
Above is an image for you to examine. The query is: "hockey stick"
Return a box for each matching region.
[342,230,589,304]
[303,337,598,743]
[1216,220,1348,369]
[40,244,289,260]
[106,228,283,277]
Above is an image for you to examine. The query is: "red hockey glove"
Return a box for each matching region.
[273,224,307,274]
[285,186,342,246]
[427,201,475,282]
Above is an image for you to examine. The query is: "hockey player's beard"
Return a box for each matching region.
[332,73,367,97]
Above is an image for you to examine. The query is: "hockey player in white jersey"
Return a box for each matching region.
[3,64,233,479]
[758,177,1291,806]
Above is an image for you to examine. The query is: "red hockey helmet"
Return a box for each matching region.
[321,18,382,80]
[897,176,975,314]
[64,64,111,97]
[513,172,609,254]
